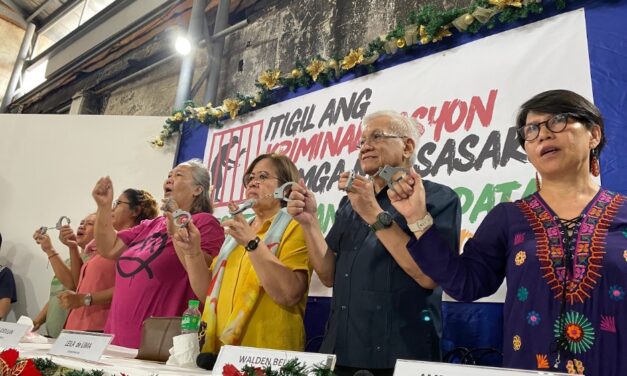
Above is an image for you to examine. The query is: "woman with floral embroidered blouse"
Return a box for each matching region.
[388,90,626,376]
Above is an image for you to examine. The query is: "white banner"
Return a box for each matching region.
[204,10,593,300]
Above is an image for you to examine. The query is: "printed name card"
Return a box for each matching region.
[394,359,572,376]
[48,330,114,362]
[0,322,29,349]
[213,345,336,375]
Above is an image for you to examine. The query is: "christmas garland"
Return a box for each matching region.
[4,349,333,376]
[152,0,570,147]
[222,358,334,376]
[1,349,118,376]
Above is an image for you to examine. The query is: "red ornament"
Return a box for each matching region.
[223,363,244,376]
[0,349,42,376]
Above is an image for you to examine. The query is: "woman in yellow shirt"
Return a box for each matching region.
[172,153,311,352]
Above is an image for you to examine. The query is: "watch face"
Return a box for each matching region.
[246,237,260,251]
[378,211,394,226]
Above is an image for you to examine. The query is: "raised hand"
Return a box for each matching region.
[58,225,78,248]
[163,199,180,236]
[387,167,427,223]
[92,176,114,208]
[168,212,202,257]
[286,179,318,226]
[222,202,257,246]
[33,228,54,255]
[346,174,382,224]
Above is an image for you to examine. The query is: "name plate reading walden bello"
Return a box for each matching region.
[0,322,30,349]
[213,345,336,375]
[394,359,573,376]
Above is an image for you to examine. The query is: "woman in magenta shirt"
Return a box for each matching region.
[92,160,225,348]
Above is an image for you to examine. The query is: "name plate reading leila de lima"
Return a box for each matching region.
[0,322,30,349]
[394,359,573,376]
[213,345,336,374]
[48,330,114,362]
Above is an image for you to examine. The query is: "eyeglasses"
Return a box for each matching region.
[517,113,571,142]
[357,131,407,148]
[112,199,132,209]
[243,171,279,186]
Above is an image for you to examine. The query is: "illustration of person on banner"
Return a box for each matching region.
[172,153,312,354]
[287,110,461,376]
[390,90,626,376]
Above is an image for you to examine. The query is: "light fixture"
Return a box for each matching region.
[175,34,192,55]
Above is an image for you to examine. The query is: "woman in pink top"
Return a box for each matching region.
[61,189,159,332]
[92,159,225,348]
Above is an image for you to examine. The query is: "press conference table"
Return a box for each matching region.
[17,341,211,376]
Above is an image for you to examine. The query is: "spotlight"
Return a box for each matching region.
[175,35,192,55]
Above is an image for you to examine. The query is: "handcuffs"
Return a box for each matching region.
[39,216,71,235]
[229,182,299,216]
[162,198,192,228]
[341,165,409,192]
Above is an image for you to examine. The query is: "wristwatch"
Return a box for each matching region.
[408,213,434,233]
[83,293,93,307]
[369,211,394,232]
[245,236,261,252]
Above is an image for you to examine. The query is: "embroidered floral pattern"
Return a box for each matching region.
[536,354,549,369]
[526,311,541,326]
[554,311,595,354]
[566,359,585,374]
[517,287,528,302]
[515,251,527,266]
[599,315,616,333]
[517,190,623,304]
[623,250,627,262]
[512,335,521,351]
[514,232,525,246]
[608,285,624,301]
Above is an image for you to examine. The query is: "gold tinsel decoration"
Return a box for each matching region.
[396,37,406,48]
[432,27,453,42]
[306,59,327,81]
[222,98,241,119]
[489,0,523,8]
[341,48,365,70]
[257,69,282,89]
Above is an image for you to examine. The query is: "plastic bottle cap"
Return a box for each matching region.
[189,300,200,308]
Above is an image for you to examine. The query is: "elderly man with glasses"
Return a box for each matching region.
[288,110,461,376]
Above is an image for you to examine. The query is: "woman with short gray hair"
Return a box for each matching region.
[90,159,225,348]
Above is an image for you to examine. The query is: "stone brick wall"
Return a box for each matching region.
[103,0,471,116]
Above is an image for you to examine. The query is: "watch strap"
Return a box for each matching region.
[369,211,393,232]
[408,213,434,233]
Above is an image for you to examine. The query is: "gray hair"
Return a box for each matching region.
[178,158,213,214]
[363,110,421,165]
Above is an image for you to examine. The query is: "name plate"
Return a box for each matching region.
[0,322,29,349]
[394,359,573,376]
[213,345,335,375]
[49,330,114,362]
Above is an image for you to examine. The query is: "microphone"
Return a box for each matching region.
[353,370,374,376]
[196,352,218,370]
